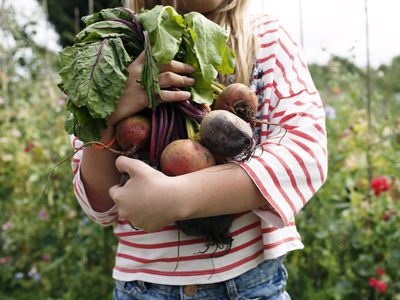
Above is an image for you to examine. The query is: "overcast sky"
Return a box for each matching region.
[8,0,400,67]
[249,0,400,67]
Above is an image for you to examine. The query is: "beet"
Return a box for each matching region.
[214,83,258,125]
[200,110,254,159]
[115,114,151,152]
[160,139,215,176]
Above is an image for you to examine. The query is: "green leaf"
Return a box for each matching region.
[75,20,139,44]
[182,12,235,105]
[59,38,131,120]
[139,32,161,109]
[139,5,186,63]
[64,102,107,142]
[74,20,144,58]
[82,7,135,26]
[184,12,235,78]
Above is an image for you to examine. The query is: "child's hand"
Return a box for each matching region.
[108,156,184,231]
[108,52,195,126]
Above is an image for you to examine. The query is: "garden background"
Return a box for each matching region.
[1,0,399,299]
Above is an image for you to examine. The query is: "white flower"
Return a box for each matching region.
[325,105,336,119]
[11,129,22,138]
[2,221,13,230]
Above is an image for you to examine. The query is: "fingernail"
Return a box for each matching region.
[189,66,196,73]
[181,91,191,98]
[187,77,195,85]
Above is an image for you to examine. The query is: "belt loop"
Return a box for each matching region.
[225,279,239,300]
[137,280,147,293]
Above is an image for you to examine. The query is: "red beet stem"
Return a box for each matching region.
[177,103,203,123]
[164,104,175,147]
[149,108,158,167]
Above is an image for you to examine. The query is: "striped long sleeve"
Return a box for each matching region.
[70,136,119,226]
[241,16,328,228]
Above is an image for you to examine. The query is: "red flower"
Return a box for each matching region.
[371,176,391,196]
[24,140,35,153]
[376,267,385,276]
[369,277,378,287]
[383,212,391,221]
[376,281,388,293]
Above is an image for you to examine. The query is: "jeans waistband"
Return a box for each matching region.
[123,256,285,298]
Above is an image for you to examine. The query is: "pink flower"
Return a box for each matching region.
[57,96,67,107]
[41,254,51,262]
[371,176,391,196]
[369,277,378,287]
[0,256,13,265]
[1,221,13,231]
[376,267,385,277]
[38,208,49,220]
[376,281,388,293]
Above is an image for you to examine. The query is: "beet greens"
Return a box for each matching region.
[59,5,235,143]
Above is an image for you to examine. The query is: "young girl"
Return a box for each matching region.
[70,0,328,298]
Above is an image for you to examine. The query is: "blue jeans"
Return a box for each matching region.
[114,256,290,299]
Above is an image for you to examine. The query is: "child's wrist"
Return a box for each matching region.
[91,126,117,150]
[171,176,196,221]
[99,126,115,144]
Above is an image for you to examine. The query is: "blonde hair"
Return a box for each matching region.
[126,0,256,85]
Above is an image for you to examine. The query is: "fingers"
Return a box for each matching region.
[127,51,145,73]
[114,156,145,177]
[159,90,191,103]
[108,184,119,202]
[157,61,195,102]
[158,60,195,74]
[158,71,195,89]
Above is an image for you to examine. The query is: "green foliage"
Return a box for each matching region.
[0,6,115,299]
[286,56,400,300]
[139,5,186,63]
[60,6,235,142]
[60,37,132,141]
[46,0,123,47]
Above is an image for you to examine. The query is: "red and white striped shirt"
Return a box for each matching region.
[70,15,327,285]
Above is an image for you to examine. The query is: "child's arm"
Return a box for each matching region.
[109,157,267,231]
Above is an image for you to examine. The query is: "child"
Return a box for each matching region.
[70,0,328,298]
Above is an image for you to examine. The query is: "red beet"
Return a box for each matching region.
[115,114,151,151]
[160,139,215,176]
[214,83,258,125]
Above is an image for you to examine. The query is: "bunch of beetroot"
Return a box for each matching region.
[116,82,259,254]
[59,4,261,254]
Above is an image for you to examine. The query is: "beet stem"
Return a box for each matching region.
[155,105,167,165]
[164,104,175,146]
[159,104,168,150]
[180,100,204,114]
[177,104,204,123]
[176,109,188,139]
[149,109,158,167]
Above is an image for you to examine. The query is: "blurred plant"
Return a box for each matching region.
[0,3,116,299]
[287,56,400,300]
